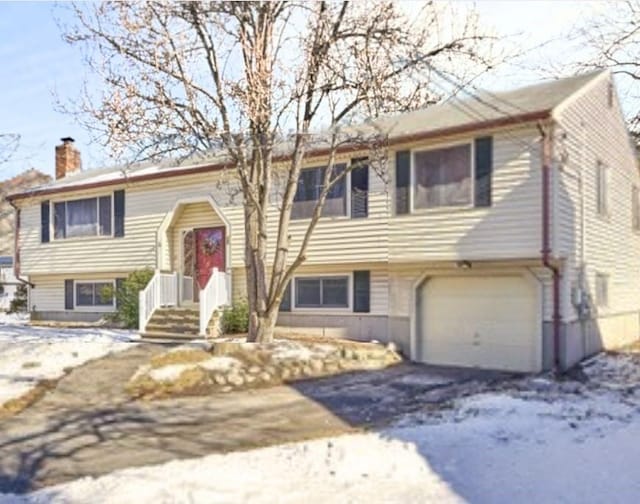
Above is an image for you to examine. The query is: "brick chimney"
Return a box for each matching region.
[55,137,81,179]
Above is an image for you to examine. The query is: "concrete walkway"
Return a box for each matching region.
[0,343,507,494]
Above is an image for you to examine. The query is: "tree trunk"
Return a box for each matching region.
[244,192,274,343]
[248,307,278,343]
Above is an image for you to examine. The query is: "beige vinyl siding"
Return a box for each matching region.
[554,71,640,323]
[388,127,543,262]
[30,272,126,312]
[18,154,389,275]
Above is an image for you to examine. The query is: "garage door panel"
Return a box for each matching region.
[420,274,540,372]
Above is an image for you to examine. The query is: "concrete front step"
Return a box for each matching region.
[149,316,200,325]
[145,324,200,335]
[143,306,221,340]
[141,331,201,342]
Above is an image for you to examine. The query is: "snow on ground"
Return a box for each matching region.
[0,317,138,406]
[2,349,640,503]
[145,356,242,382]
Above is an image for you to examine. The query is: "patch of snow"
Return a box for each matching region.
[148,363,194,383]
[0,323,138,406]
[270,340,334,362]
[145,357,241,382]
[582,352,640,390]
[0,433,461,504]
[4,351,640,503]
[199,356,241,372]
[0,312,29,325]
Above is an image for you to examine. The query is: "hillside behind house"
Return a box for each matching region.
[0,169,51,255]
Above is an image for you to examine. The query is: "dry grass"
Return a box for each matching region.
[0,379,58,418]
[149,348,211,368]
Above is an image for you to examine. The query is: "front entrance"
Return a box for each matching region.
[195,227,225,289]
[182,226,226,300]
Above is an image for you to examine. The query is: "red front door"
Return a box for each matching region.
[195,227,225,289]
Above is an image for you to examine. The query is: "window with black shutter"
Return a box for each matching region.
[41,201,50,243]
[353,270,370,313]
[395,151,410,214]
[474,136,493,207]
[64,279,74,310]
[350,158,369,218]
[114,190,125,237]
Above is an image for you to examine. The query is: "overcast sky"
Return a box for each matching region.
[0,1,617,180]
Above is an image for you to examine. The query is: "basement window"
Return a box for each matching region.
[294,276,349,309]
[75,281,114,308]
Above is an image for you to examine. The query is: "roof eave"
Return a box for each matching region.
[8,108,552,202]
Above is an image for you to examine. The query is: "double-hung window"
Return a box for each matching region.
[413,144,472,209]
[596,162,609,217]
[294,276,349,309]
[292,165,346,219]
[54,196,112,239]
[75,281,114,308]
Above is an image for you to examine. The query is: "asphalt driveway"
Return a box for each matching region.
[0,343,506,494]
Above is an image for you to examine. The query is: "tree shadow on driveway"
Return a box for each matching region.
[0,359,510,496]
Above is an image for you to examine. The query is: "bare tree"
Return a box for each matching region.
[0,134,19,166]
[574,0,640,133]
[62,1,500,342]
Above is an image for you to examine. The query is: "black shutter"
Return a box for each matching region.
[41,201,50,243]
[280,282,291,312]
[114,190,125,237]
[474,136,493,207]
[64,279,74,310]
[115,278,125,309]
[353,270,370,313]
[395,151,411,214]
[350,158,369,218]
[54,202,66,239]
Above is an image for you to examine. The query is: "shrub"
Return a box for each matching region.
[9,284,28,313]
[109,268,155,328]
[220,301,249,334]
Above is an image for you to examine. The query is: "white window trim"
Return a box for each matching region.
[291,165,351,221]
[409,140,476,214]
[595,272,609,309]
[632,185,640,232]
[596,161,610,219]
[50,194,115,242]
[290,273,352,313]
[73,279,116,311]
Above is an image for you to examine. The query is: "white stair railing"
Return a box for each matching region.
[180,275,194,304]
[199,267,232,336]
[138,270,179,333]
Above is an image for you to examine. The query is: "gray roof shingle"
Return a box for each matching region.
[10,70,605,198]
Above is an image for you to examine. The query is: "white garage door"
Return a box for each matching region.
[419,275,540,372]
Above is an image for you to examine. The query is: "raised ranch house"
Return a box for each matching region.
[7,70,640,372]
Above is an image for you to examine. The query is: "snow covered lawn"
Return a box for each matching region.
[0,314,138,409]
[2,350,640,503]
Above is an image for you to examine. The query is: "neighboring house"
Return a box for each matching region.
[0,256,19,311]
[0,168,52,256]
[8,70,640,372]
